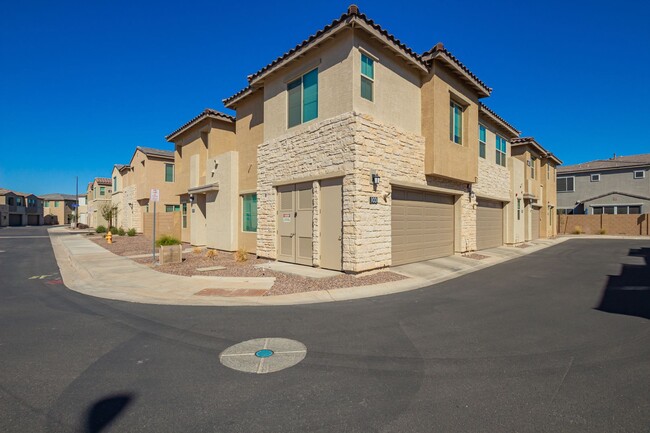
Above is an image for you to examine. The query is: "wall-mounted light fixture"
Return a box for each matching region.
[371,172,380,192]
[190,194,195,203]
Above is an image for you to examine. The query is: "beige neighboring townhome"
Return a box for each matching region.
[511,137,562,240]
[41,193,78,225]
[86,178,113,228]
[0,188,44,226]
[111,146,179,233]
[166,109,240,249]
[77,195,88,226]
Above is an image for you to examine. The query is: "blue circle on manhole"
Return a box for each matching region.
[255,349,274,358]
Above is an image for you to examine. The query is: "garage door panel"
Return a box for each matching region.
[477,199,503,250]
[392,188,454,266]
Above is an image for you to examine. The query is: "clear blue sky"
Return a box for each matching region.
[1,0,649,195]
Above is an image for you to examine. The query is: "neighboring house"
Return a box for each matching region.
[511,138,563,240]
[41,193,77,225]
[77,195,88,225]
[0,188,43,226]
[169,6,561,272]
[557,154,650,215]
[86,178,113,228]
[111,147,179,232]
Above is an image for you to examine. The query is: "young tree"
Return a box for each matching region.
[99,203,118,229]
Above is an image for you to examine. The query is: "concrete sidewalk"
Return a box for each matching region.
[49,227,569,307]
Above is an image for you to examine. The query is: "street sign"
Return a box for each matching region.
[150,189,160,202]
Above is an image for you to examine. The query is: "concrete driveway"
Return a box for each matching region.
[0,226,648,432]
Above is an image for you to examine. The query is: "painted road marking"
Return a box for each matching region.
[29,274,55,280]
[0,236,50,239]
[220,338,307,374]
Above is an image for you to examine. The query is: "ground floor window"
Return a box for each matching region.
[592,205,641,215]
[182,203,187,228]
[165,205,180,212]
[242,193,257,232]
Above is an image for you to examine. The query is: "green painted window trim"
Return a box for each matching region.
[165,204,180,212]
[479,125,487,159]
[182,203,187,228]
[450,101,463,144]
[242,193,257,232]
[361,53,374,101]
[495,135,507,167]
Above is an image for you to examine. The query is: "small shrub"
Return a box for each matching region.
[572,225,583,235]
[234,248,249,262]
[127,228,136,237]
[598,228,607,235]
[96,225,107,233]
[193,247,203,254]
[77,223,89,229]
[205,249,218,259]
[109,226,118,235]
[117,227,126,236]
[156,235,181,247]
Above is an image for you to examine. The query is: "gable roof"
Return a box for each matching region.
[224,5,490,108]
[422,43,491,97]
[478,103,520,137]
[40,193,77,201]
[580,191,650,204]
[0,188,36,197]
[558,153,650,174]
[165,108,235,142]
[95,177,112,186]
[136,146,174,159]
[511,137,563,165]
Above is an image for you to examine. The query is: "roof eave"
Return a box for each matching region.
[165,111,234,142]
[429,52,491,97]
[478,106,520,138]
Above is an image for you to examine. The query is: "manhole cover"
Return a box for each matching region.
[220,338,307,374]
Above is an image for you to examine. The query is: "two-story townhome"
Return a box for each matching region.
[41,193,77,225]
[510,137,562,240]
[77,195,88,226]
[218,5,547,272]
[0,189,43,226]
[110,147,179,232]
[86,178,112,228]
[166,110,238,249]
[556,153,650,215]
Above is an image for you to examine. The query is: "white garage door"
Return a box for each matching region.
[477,199,504,250]
[392,188,454,266]
[531,207,540,240]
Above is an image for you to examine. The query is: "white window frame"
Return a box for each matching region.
[634,170,645,179]
[590,173,601,182]
[557,176,575,192]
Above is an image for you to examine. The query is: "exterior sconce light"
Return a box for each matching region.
[371,173,380,192]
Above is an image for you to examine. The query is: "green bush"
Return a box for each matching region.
[156,235,181,247]
[117,227,126,236]
[96,225,107,233]
[109,226,118,235]
[127,228,136,237]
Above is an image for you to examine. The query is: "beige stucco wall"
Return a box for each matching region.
[351,31,421,135]
[262,29,354,142]
[507,158,526,244]
[421,62,480,184]
[257,111,472,272]
[204,152,239,251]
[235,90,264,253]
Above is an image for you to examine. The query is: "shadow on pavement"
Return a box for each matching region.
[85,394,134,433]
[596,247,650,320]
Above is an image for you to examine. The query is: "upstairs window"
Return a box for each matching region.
[54,201,59,207]
[547,164,550,179]
[530,157,537,179]
[495,135,507,167]
[449,100,463,144]
[99,187,106,196]
[113,176,117,191]
[557,176,575,192]
[360,53,374,101]
[165,163,174,182]
[16,197,22,206]
[44,201,49,207]
[288,69,318,128]
[478,125,486,159]
[634,170,645,179]
[590,173,600,182]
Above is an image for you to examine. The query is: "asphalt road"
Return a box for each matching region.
[0,226,648,433]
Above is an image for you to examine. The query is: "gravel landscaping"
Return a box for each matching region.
[88,233,190,257]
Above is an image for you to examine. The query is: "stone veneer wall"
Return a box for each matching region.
[258,111,473,272]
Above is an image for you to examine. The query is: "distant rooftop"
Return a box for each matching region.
[558,153,650,174]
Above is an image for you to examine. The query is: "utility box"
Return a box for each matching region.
[159,244,182,265]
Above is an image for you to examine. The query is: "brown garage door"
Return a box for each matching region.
[392,188,454,266]
[531,207,540,239]
[9,214,22,226]
[477,199,503,250]
[27,215,40,225]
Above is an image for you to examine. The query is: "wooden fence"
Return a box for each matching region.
[142,212,181,241]
[558,214,649,236]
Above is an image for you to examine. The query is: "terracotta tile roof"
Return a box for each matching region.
[114,164,128,171]
[421,42,491,96]
[95,177,112,186]
[224,5,431,107]
[165,108,235,141]
[511,137,563,165]
[558,153,650,174]
[479,103,520,137]
[136,146,174,159]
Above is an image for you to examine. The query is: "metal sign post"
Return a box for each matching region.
[150,189,160,262]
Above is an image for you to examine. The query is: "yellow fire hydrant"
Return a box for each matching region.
[105,231,112,244]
